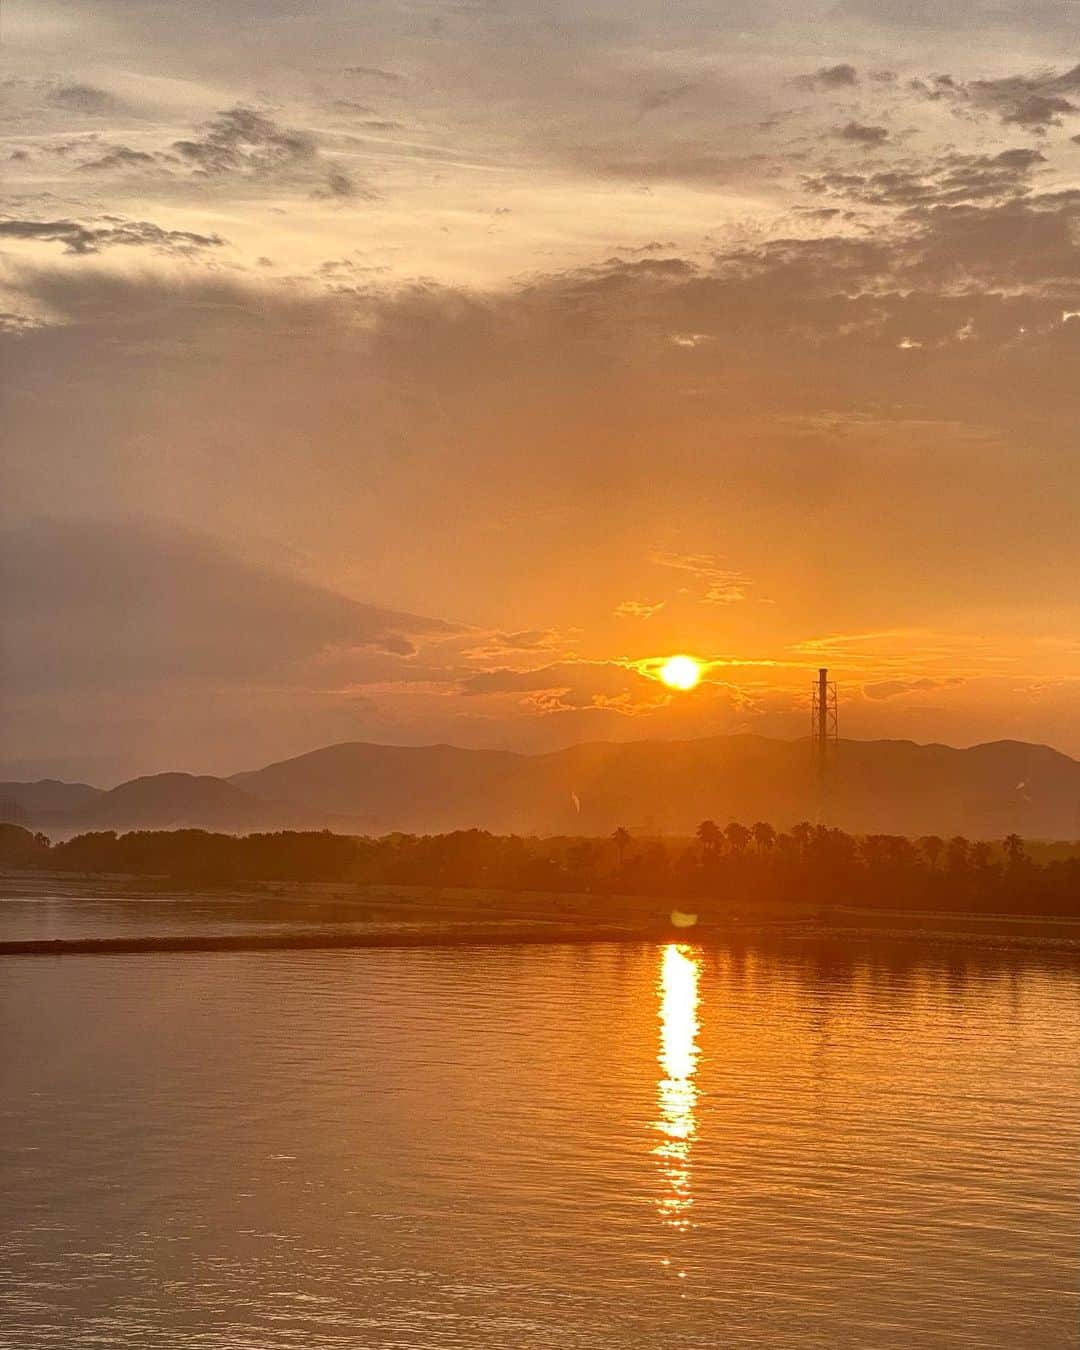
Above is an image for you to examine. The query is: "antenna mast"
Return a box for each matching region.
[810,667,838,820]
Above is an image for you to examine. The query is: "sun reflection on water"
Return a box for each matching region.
[653,943,701,1234]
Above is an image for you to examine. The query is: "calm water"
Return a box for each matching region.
[2,933,1078,1348]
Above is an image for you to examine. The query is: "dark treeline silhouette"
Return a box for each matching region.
[3,820,1079,917]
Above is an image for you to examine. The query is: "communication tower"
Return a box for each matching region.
[810,667,838,818]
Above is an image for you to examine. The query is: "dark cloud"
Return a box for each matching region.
[836,120,889,145]
[344,66,403,83]
[637,82,702,116]
[0,217,225,256]
[172,105,317,175]
[796,63,859,90]
[78,146,157,172]
[0,520,454,695]
[906,193,1080,284]
[803,147,1045,208]
[908,74,965,103]
[909,63,1080,129]
[47,81,114,113]
[312,166,378,200]
[1006,94,1076,128]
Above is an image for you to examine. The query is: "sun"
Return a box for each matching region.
[659,655,702,691]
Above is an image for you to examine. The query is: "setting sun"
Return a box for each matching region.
[659,655,702,692]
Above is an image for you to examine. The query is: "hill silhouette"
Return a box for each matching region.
[230,735,1080,838]
[0,779,101,821]
[36,773,289,835]
[9,735,1080,839]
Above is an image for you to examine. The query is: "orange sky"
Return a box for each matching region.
[3,1,1080,781]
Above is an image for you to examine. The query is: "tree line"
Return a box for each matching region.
[2,819,1078,915]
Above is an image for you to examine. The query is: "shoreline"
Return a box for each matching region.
[3,870,1079,959]
[4,914,1080,958]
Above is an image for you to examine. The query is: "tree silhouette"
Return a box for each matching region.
[946,836,970,872]
[918,835,944,870]
[723,822,751,856]
[696,819,721,858]
[1003,834,1026,870]
[751,821,776,853]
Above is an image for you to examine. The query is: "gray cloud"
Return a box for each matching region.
[836,120,889,145]
[47,81,114,114]
[796,63,859,90]
[78,146,158,172]
[802,147,1046,208]
[0,217,226,255]
[908,63,1080,129]
[172,105,317,176]
[312,166,378,201]
[0,519,455,695]
[344,66,403,83]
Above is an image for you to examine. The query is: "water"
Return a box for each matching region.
[2,932,1078,1348]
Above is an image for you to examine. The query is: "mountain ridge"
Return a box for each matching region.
[4,734,1078,840]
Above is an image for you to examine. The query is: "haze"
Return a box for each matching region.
[4,0,1080,782]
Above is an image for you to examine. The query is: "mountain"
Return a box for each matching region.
[0,780,102,821]
[232,735,1080,840]
[10,736,1080,840]
[230,742,524,833]
[36,773,298,836]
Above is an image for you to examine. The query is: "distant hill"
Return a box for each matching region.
[35,773,301,837]
[0,780,102,821]
[9,736,1080,840]
[232,735,1080,840]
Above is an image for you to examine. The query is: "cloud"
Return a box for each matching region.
[835,120,889,145]
[615,599,666,619]
[459,660,665,711]
[908,63,1080,130]
[0,519,456,696]
[649,551,753,604]
[344,66,403,83]
[78,146,158,172]
[0,217,226,255]
[863,677,965,700]
[312,166,378,200]
[971,66,1080,127]
[802,147,1046,208]
[795,63,859,90]
[171,105,317,176]
[47,81,114,114]
[490,630,564,650]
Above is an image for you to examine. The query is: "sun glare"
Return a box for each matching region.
[659,655,702,691]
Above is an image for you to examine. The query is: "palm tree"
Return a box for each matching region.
[751,821,776,853]
[696,819,721,858]
[791,821,814,854]
[724,822,751,857]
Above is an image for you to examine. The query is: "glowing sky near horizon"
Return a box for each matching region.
[4,0,1080,781]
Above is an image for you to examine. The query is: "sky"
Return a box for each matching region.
[4,0,1080,783]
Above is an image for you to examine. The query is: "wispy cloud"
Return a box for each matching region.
[649,551,755,605]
